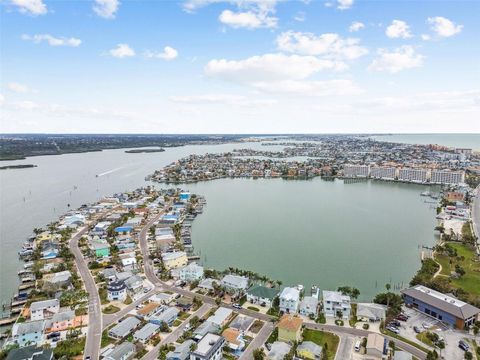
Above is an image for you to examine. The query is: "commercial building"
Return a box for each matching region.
[370,167,397,180]
[344,165,369,178]
[397,168,428,183]
[401,285,480,329]
[430,170,465,185]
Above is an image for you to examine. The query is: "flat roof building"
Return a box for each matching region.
[401,285,480,329]
[190,333,225,360]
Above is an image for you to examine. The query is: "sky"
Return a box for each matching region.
[1,0,480,134]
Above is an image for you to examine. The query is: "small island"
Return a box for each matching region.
[0,164,37,170]
[125,148,165,153]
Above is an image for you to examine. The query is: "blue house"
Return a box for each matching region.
[115,226,133,234]
[12,320,45,347]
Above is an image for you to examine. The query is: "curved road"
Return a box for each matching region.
[69,226,102,360]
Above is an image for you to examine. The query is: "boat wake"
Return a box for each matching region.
[96,166,125,177]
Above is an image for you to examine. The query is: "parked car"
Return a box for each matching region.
[46,332,60,339]
[232,303,242,309]
[459,340,470,351]
[422,322,431,329]
[390,320,401,327]
[396,314,408,321]
[413,326,421,334]
[386,326,400,334]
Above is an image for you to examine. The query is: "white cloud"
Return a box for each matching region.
[11,0,47,15]
[144,46,179,61]
[109,44,135,58]
[253,79,362,96]
[93,0,120,19]
[421,34,431,41]
[219,9,277,28]
[7,82,29,93]
[368,46,424,73]
[385,20,412,39]
[294,11,306,22]
[349,21,364,32]
[337,0,353,10]
[21,34,82,47]
[0,94,5,106]
[276,31,368,60]
[427,16,463,38]
[170,94,277,106]
[205,53,346,84]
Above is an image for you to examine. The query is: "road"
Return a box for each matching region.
[334,335,355,360]
[239,321,274,360]
[472,185,480,243]
[103,289,157,328]
[141,303,213,360]
[69,226,102,360]
[305,323,427,360]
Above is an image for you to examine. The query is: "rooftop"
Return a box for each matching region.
[278,314,303,332]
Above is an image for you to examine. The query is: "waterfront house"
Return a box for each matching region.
[150,306,179,326]
[42,271,72,291]
[133,323,160,343]
[198,278,219,292]
[366,333,387,359]
[40,241,59,260]
[109,317,141,339]
[30,299,59,321]
[322,290,351,319]
[277,314,303,342]
[190,333,225,360]
[179,262,204,282]
[299,296,318,317]
[221,275,249,294]
[207,307,232,327]
[107,280,128,302]
[103,342,136,360]
[193,322,221,340]
[401,285,480,329]
[297,341,322,359]
[267,341,291,360]
[246,285,279,308]
[279,287,300,314]
[12,320,45,347]
[162,251,188,270]
[167,339,195,360]
[6,345,53,360]
[45,311,87,333]
[356,303,387,322]
[221,328,245,351]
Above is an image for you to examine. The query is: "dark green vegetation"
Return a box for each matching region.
[0,164,37,170]
[302,329,339,360]
[125,148,165,153]
[0,134,246,160]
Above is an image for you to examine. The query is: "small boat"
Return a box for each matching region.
[18,249,34,257]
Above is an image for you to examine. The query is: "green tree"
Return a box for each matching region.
[253,348,265,360]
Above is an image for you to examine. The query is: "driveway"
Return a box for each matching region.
[239,321,274,360]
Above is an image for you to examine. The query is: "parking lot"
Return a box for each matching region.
[396,306,471,360]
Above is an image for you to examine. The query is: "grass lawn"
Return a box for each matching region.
[435,242,480,296]
[302,329,339,360]
[103,305,120,314]
[416,332,434,347]
[178,312,190,321]
[247,306,259,312]
[381,329,430,353]
[250,320,264,334]
[101,328,115,347]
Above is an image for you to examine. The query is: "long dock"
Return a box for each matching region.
[0,317,16,326]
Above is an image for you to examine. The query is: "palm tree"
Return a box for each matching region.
[385,283,391,308]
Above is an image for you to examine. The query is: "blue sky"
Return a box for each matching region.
[1,0,479,133]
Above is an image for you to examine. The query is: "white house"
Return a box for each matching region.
[279,287,300,314]
[30,299,60,321]
[107,280,128,302]
[322,290,351,319]
[179,263,204,282]
[190,333,225,360]
[221,275,249,294]
[299,296,318,317]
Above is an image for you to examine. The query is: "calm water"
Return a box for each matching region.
[0,135,453,305]
[188,178,438,300]
[370,134,480,151]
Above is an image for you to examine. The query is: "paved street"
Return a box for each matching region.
[141,303,213,360]
[69,226,102,360]
[305,323,427,360]
[334,334,355,360]
[239,321,274,360]
[472,185,480,242]
[102,289,156,328]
